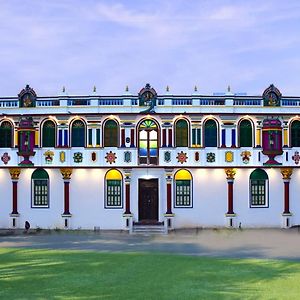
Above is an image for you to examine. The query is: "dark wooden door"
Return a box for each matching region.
[139,179,158,222]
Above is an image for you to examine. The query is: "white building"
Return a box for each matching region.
[1,84,300,232]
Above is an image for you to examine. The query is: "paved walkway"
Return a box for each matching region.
[1,228,300,260]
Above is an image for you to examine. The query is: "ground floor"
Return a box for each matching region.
[0,167,299,230]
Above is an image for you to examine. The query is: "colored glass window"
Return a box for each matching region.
[291,120,300,147]
[175,119,188,147]
[239,120,252,147]
[105,169,122,208]
[174,170,192,207]
[204,119,217,147]
[42,120,55,147]
[71,120,85,147]
[104,120,118,147]
[0,121,13,148]
[32,168,49,208]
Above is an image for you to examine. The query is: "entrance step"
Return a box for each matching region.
[132,224,166,235]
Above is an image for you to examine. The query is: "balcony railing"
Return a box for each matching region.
[98,99,124,105]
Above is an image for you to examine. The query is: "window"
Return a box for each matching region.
[174,169,192,208]
[204,119,217,147]
[175,119,188,147]
[42,120,56,147]
[239,119,253,147]
[291,120,300,147]
[105,169,122,208]
[104,120,118,147]
[192,128,201,147]
[138,119,159,165]
[250,169,268,207]
[71,120,85,147]
[32,169,49,208]
[0,121,13,148]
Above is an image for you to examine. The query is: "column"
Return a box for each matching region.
[164,169,174,233]
[256,122,262,148]
[281,168,293,228]
[224,168,236,227]
[283,123,288,148]
[9,168,21,228]
[60,168,72,228]
[123,169,133,233]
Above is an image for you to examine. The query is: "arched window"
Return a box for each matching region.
[239,119,253,147]
[204,119,217,147]
[250,169,268,207]
[0,121,13,148]
[174,169,192,207]
[32,168,49,208]
[138,119,159,165]
[104,120,118,147]
[105,169,122,208]
[71,120,85,147]
[42,120,56,147]
[291,120,300,147]
[175,119,188,147]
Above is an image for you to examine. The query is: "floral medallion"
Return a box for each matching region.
[124,151,131,163]
[292,151,300,165]
[105,151,117,164]
[206,152,215,163]
[176,151,187,164]
[73,152,83,163]
[241,151,251,164]
[164,151,171,163]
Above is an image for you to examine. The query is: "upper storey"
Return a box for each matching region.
[1,83,300,116]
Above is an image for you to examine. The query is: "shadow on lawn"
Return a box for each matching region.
[0,248,299,299]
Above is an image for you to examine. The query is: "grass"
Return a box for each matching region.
[0,248,300,299]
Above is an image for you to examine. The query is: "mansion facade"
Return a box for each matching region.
[1,83,300,232]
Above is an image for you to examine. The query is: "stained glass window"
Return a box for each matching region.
[174,169,192,207]
[105,169,122,208]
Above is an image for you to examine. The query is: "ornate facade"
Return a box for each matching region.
[1,83,300,232]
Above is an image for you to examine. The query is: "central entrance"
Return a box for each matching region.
[138,179,158,223]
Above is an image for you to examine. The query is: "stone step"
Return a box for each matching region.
[132,225,166,235]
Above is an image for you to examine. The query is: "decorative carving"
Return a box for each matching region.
[59,151,66,163]
[138,83,157,113]
[225,151,234,163]
[91,152,97,162]
[225,168,236,180]
[206,152,215,163]
[1,152,11,165]
[9,168,21,180]
[164,151,171,163]
[241,151,251,164]
[124,151,131,163]
[292,151,300,165]
[60,168,72,180]
[18,85,37,108]
[262,84,281,107]
[73,152,83,163]
[281,168,293,180]
[195,151,200,162]
[176,151,187,164]
[105,151,117,164]
[44,150,54,164]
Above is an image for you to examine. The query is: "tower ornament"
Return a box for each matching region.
[138,83,157,113]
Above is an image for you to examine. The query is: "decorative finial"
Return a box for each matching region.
[93,86,96,93]
[125,85,129,92]
[166,85,169,92]
[194,85,198,92]
[227,85,231,92]
[62,86,65,93]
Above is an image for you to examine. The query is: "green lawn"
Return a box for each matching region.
[0,248,300,299]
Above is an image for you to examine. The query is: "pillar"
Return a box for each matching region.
[164,169,174,233]
[281,168,293,228]
[60,168,72,228]
[224,168,236,227]
[9,168,21,228]
[123,169,133,232]
[283,124,288,148]
[256,122,262,148]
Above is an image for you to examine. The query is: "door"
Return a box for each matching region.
[138,179,158,222]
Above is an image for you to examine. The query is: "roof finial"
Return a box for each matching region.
[166,85,169,92]
[194,85,198,92]
[227,85,231,92]
[125,85,129,92]
[93,86,96,93]
[62,86,65,93]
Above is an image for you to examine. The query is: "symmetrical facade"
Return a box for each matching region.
[1,83,300,231]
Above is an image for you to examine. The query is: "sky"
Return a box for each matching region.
[0,0,300,97]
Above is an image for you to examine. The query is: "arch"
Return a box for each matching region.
[71,119,86,147]
[137,118,159,165]
[31,168,49,208]
[175,118,189,147]
[203,119,218,147]
[41,119,56,147]
[103,119,119,147]
[290,120,300,147]
[239,119,253,147]
[249,169,268,207]
[174,169,192,207]
[105,169,123,208]
[0,120,13,148]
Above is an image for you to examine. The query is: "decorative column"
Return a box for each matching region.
[281,168,293,228]
[255,121,262,148]
[283,122,289,148]
[224,168,236,227]
[163,169,174,233]
[60,168,72,228]
[9,168,21,228]
[123,169,133,233]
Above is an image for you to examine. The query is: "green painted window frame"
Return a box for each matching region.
[291,120,300,147]
[42,120,56,147]
[0,121,13,148]
[31,169,49,208]
[105,179,122,208]
[71,120,85,147]
[175,119,188,147]
[175,180,192,208]
[104,120,118,147]
[192,128,201,146]
[204,120,217,147]
[239,120,253,147]
[249,169,268,207]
